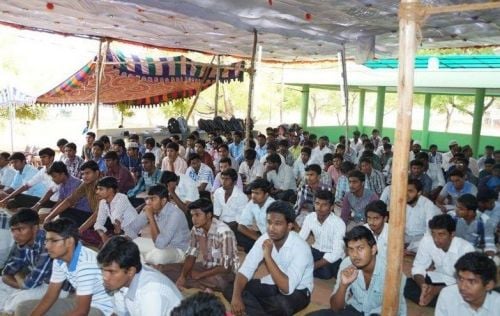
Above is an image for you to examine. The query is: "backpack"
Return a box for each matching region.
[167,117,181,134]
[177,116,188,134]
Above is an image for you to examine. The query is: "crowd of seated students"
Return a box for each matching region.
[0,126,498,315]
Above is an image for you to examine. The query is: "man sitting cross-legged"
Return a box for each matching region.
[299,190,345,280]
[308,226,407,316]
[226,200,314,316]
[128,184,190,265]
[0,209,68,314]
[16,218,113,316]
[97,236,183,316]
[159,198,239,292]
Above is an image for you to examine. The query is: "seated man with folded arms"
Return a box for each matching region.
[213,168,248,234]
[160,171,199,228]
[236,179,275,253]
[454,194,497,257]
[44,161,101,241]
[16,218,113,316]
[0,209,68,314]
[436,252,500,315]
[0,152,49,211]
[38,162,90,223]
[128,184,190,265]
[363,200,389,256]
[160,199,239,292]
[226,201,314,316]
[404,214,475,307]
[93,177,138,245]
[97,236,183,316]
[309,226,407,316]
[127,152,162,207]
[299,190,345,279]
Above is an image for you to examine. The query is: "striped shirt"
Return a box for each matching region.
[2,229,52,289]
[51,243,114,315]
[455,213,496,252]
[364,169,386,196]
[341,189,379,224]
[334,175,349,203]
[94,193,138,237]
[186,218,239,271]
[128,202,190,251]
[299,212,346,263]
[294,182,333,214]
[186,163,214,192]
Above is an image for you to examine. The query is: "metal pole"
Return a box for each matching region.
[382,0,419,314]
[245,29,258,143]
[375,86,386,132]
[214,55,220,117]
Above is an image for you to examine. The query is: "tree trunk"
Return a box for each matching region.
[445,106,454,132]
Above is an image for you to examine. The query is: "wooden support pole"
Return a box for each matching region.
[382,0,419,315]
[246,29,258,143]
[186,55,216,121]
[358,89,366,133]
[375,86,386,132]
[422,93,432,148]
[214,55,220,117]
[300,85,310,128]
[89,39,109,130]
[471,88,485,157]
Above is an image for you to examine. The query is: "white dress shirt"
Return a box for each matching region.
[299,212,345,263]
[175,174,199,203]
[213,187,249,223]
[237,197,275,234]
[238,232,314,294]
[436,284,500,316]
[112,265,182,316]
[266,164,296,191]
[94,193,138,237]
[238,160,264,184]
[310,146,332,168]
[426,162,446,189]
[405,196,441,244]
[411,234,474,283]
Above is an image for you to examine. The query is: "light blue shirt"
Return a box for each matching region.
[333,255,407,316]
[10,164,47,197]
[238,231,314,294]
[229,141,245,164]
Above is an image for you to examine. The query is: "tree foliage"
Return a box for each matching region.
[0,105,46,121]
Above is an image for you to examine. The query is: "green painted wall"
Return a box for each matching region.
[305,125,499,157]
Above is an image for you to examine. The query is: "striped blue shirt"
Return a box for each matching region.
[51,243,113,315]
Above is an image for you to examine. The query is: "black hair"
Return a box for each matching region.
[188,199,213,214]
[248,178,271,193]
[484,158,496,165]
[266,200,295,223]
[97,176,118,190]
[43,218,79,244]
[332,153,343,161]
[315,190,334,205]
[166,142,180,152]
[160,171,179,185]
[80,160,99,172]
[129,133,139,141]
[233,131,243,138]
[170,292,226,316]
[300,147,312,156]
[112,138,126,149]
[476,189,498,202]
[448,169,464,178]
[429,144,437,149]
[56,138,69,147]
[0,152,10,160]
[407,178,423,192]
[48,161,69,176]
[340,161,356,174]
[145,137,156,147]
[383,143,392,150]
[323,153,334,163]
[38,147,55,157]
[278,139,289,148]
[92,140,104,150]
[359,156,373,165]
[266,153,282,165]
[141,152,155,162]
[99,135,110,144]
[454,252,497,285]
[97,236,142,272]
[64,142,77,151]
[10,208,39,227]
[305,164,321,175]
[247,139,256,149]
[221,168,238,183]
[213,136,224,145]
[219,157,232,166]
[428,214,456,233]
[485,145,494,150]
[195,139,206,148]
[410,159,424,168]
[244,149,257,161]
[86,131,96,139]
[218,144,229,151]
[160,138,171,147]
[344,225,376,247]
[103,151,119,161]
[147,184,169,199]
[347,169,365,182]
[364,200,388,218]
[187,153,201,165]
[457,194,478,212]
[415,152,429,162]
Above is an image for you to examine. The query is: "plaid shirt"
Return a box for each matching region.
[335,175,350,203]
[186,218,239,272]
[127,169,162,197]
[2,229,52,289]
[364,169,386,196]
[294,183,333,214]
[63,156,84,178]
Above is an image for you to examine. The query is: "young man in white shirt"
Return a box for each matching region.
[16,218,113,316]
[128,185,190,265]
[405,178,441,253]
[238,149,264,187]
[363,200,389,256]
[404,214,475,307]
[227,200,314,316]
[436,252,500,316]
[186,153,214,194]
[236,178,275,253]
[264,153,296,202]
[97,236,182,316]
[93,177,138,245]
[308,226,407,316]
[299,190,345,279]
[213,168,248,230]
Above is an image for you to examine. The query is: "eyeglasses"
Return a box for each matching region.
[44,238,66,245]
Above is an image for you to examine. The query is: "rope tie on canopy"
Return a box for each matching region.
[398,2,428,45]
